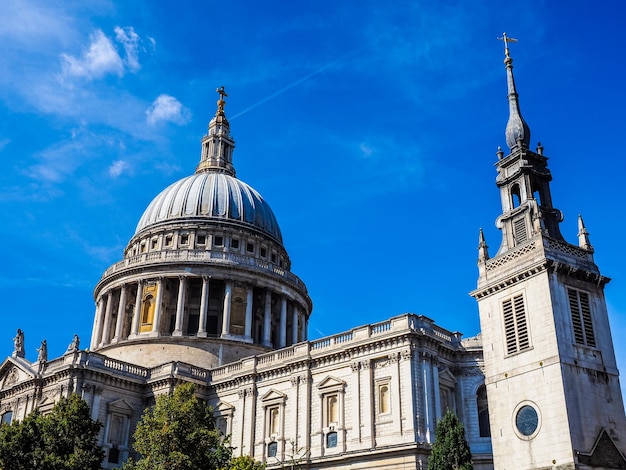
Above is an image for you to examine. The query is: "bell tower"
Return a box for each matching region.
[471,35,626,469]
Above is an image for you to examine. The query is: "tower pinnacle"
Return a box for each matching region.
[498,33,531,150]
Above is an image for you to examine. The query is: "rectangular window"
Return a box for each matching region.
[247,242,254,253]
[502,294,530,355]
[165,235,173,247]
[214,235,223,246]
[568,288,595,347]
[180,234,189,245]
[260,247,267,258]
[196,234,206,245]
[231,238,239,249]
[151,239,158,249]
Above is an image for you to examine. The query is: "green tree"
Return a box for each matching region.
[428,409,473,470]
[0,394,103,470]
[123,383,232,470]
[225,455,266,470]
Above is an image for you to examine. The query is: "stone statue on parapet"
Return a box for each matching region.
[36,340,47,374]
[67,334,80,353]
[12,328,24,358]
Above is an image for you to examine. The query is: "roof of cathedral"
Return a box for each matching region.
[135,172,283,242]
[134,88,283,243]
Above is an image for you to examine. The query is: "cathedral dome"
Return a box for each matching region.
[91,88,312,370]
[135,172,283,243]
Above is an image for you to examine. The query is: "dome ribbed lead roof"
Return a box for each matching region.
[135,172,283,243]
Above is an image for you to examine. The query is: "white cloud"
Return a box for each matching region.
[114,26,140,72]
[146,94,190,125]
[359,142,374,158]
[108,159,129,178]
[61,29,123,79]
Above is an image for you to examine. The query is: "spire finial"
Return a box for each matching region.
[577,215,594,252]
[478,228,490,263]
[498,33,531,150]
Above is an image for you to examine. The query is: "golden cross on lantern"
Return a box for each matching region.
[216,86,228,101]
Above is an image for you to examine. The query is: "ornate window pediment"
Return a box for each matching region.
[316,376,346,392]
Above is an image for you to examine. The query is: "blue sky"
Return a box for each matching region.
[1,0,625,396]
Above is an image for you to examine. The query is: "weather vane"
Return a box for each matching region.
[497,32,518,58]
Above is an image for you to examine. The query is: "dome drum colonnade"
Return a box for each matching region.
[89,88,312,368]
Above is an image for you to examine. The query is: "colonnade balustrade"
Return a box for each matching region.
[90,276,308,351]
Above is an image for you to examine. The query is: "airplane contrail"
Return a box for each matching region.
[230,48,363,120]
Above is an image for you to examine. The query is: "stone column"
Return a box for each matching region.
[112,284,127,343]
[99,291,114,347]
[303,315,308,341]
[151,278,164,336]
[91,298,105,349]
[263,290,272,347]
[244,285,253,341]
[292,306,299,344]
[173,276,187,336]
[197,276,210,337]
[350,362,362,444]
[279,297,287,348]
[433,361,441,421]
[221,281,232,337]
[389,353,402,437]
[130,281,144,337]
[400,349,416,440]
[361,360,374,448]
[422,356,433,443]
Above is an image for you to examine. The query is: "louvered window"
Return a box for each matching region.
[568,288,595,347]
[514,218,527,245]
[502,294,530,355]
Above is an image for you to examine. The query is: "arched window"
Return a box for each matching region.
[511,184,521,208]
[477,385,491,437]
[326,431,338,448]
[1,411,12,425]
[379,384,390,414]
[270,407,280,435]
[328,395,338,424]
[141,295,154,324]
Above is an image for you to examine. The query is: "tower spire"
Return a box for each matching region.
[498,33,531,150]
[577,214,594,252]
[196,86,236,176]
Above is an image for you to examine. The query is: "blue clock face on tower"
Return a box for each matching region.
[515,405,539,436]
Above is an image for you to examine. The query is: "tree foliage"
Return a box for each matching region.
[0,394,103,470]
[123,382,232,470]
[226,455,266,470]
[428,409,473,470]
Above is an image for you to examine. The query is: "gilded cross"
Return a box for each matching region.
[216,86,228,101]
[497,32,518,58]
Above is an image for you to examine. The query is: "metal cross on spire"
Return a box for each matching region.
[497,32,518,58]
[216,86,228,101]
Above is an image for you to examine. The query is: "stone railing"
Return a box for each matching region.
[209,314,463,381]
[102,249,307,291]
[84,353,150,379]
[75,314,462,385]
